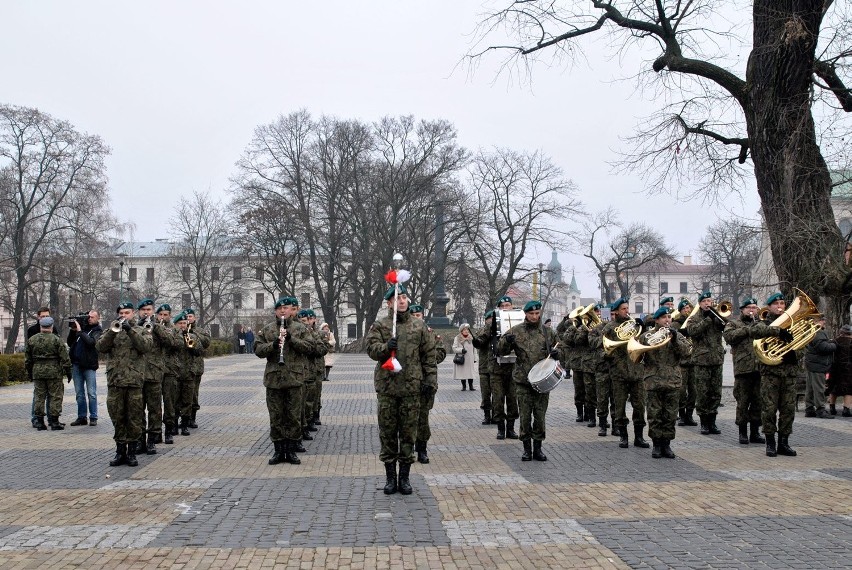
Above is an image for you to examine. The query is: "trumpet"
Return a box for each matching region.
[184,331,195,349]
[141,316,154,332]
[110,318,126,333]
[278,318,288,365]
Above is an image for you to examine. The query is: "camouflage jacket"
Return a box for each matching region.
[497,319,561,387]
[95,320,153,388]
[558,320,580,370]
[600,315,639,381]
[153,322,186,378]
[366,309,437,396]
[188,324,211,376]
[473,324,491,374]
[670,312,695,367]
[684,311,726,366]
[429,327,447,366]
[25,332,72,381]
[471,323,514,375]
[305,325,329,383]
[255,317,315,389]
[638,326,691,390]
[750,317,799,371]
[723,315,761,376]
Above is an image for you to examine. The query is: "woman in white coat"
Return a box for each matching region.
[453,324,478,391]
[320,322,336,381]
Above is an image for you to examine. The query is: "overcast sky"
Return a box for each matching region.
[2,0,760,297]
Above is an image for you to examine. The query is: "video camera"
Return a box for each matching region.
[66,312,89,329]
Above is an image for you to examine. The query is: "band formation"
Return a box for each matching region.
[23,279,825,495]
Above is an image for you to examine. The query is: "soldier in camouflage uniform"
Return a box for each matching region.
[26,316,72,431]
[256,297,316,465]
[558,313,585,423]
[96,302,153,467]
[472,296,519,440]
[671,298,698,426]
[601,297,648,449]
[307,310,330,430]
[588,306,616,435]
[366,284,436,495]
[750,292,800,457]
[154,304,184,445]
[497,300,560,461]
[723,297,766,445]
[474,310,495,425]
[685,291,726,435]
[134,299,164,454]
[578,305,604,428]
[637,307,691,459]
[172,312,202,436]
[184,308,211,429]
[410,303,445,464]
[297,309,327,442]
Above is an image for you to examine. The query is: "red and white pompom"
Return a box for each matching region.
[382,352,402,373]
[384,269,411,285]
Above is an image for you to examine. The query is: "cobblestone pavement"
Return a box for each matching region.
[1,354,851,568]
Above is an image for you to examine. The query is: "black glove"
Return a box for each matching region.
[420,384,435,397]
[549,348,560,360]
[462,348,467,354]
[387,337,398,351]
[504,334,516,347]
[66,373,73,384]
[679,328,690,338]
[635,317,644,326]
[472,337,482,349]
[121,320,132,331]
[778,329,794,343]
[702,309,712,320]
[272,338,281,351]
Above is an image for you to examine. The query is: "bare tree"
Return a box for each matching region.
[699,218,762,309]
[470,1,852,321]
[575,207,619,303]
[0,105,110,352]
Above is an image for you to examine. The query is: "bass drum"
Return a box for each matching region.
[527,357,566,394]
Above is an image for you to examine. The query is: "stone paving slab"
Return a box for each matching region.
[1,352,852,568]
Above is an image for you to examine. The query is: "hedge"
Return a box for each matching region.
[206,339,234,357]
[0,354,27,385]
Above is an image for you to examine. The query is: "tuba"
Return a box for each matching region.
[602,318,641,355]
[627,327,672,364]
[752,288,821,366]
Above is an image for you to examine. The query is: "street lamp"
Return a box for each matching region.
[537,263,545,302]
[116,253,127,303]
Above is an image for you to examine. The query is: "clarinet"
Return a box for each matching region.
[278,318,288,364]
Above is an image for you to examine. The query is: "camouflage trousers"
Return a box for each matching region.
[572,369,585,407]
[761,366,797,436]
[141,381,163,436]
[377,393,420,465]
[583,370,597,414]
[694,365,723,416]
[646,386,680,440]
[190,373,201,413]
[161,374,179,428]
[303,380,317,428]
[596,367,615,422]
[266,385,303,442]
[612,378,646,430]
[734,372,762,425]
[678,365,697,411]
[33,378,63,417]
[315,371,323,414]
[177,378,195,418]
[479,370,493,411]
[805,370,828,410]
[417,391,436,443]
[107,385,143,444]
[491,366,518,422]
[516,383,549,441]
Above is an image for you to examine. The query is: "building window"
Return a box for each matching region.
[635,281,644,294]
[256,293,265,310]
[301,293,310,308]
[182,293,191,308]
[233,266,242,280]
[347,291,357,306]
[212,266,220,281]
[702,282,710,293]
[111,268,120,281]
[680,281,688,293]
[660,282,669,293]
[182,266,190,281]
[210,324,220,338]
[211,293,220,310]
[635,301,644,314]
[301,265,310,280]
[255,267,264,281]
[128,268,137,282]
[233,292,242,309]
[347,323,357,338]
[146,268,155,282]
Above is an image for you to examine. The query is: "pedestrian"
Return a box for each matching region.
[66,310,102,427]
[804,316,836,419]
[827,324,852,416]
[320,322,336,381]
[238,326,246,354]
[25,316,72,431]
[245,327,255,353]
[452,323,477,391]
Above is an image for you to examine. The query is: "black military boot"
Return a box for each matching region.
[661,439,676,459]
[700,415,710,435]
[293,439,306,453]
[843,407,852,417]
[397,463,413,495]
[521,440,532,461]
[302,428,314,441]
[179,417,190,436]
[576,404,585,422]
[749,422,765,444]
[126,443,139,467]
[532,440,547,461]
[683,408,698,426]
[164,425,174,445]
[268,441,284,465]
[804,406,817,417]
[188,411,198,429]
[618,426,629,449]
[416,440,429,464]
[109,443,127,467]
[651,438,662,458]
[765,433,777,457]
[830,403,837,415]
[482,409,492,425]
[313,411,322,426]
[285,440,301,465]
[496,420,506,440]
[598,417,608,437]
[146,435,157,455]
[468,379,475,391]
[586,407,597,427]
[48,416,64,430]
[777,435,797,456]
[506,420,518,439]
[307,420,318,432]
[461,380,466,391]
[708,414,721,435]
[633,425,650,448]
[677,409,687,426]
[383,462,397,494]
[738,423,749,445]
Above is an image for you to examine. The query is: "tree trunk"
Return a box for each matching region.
[746,1,850,322]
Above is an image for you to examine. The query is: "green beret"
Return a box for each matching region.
[610,297,629,311]
[484,309,494,319]
[595,302,605,310]
[184,307,195,315]
[297,309,310,318]
[497,295,512,305]
[275,298,288,309]
[156,303,171,313]
[305,309,316,318]
[136,298,154,310]
[677,298,692,311]
[698,291,712,301]
[659,297,674,305]
[172,311,187,323]
[285,297,299,306]
[409,304,424,313]
[739,297,758,309]
[523,300,542,312]
[766,292,784,305]
[384,284,407,301]
[653,307,672,319]
[116,302,134,313]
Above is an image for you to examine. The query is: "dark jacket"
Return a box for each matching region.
[804,329,836,373]
[27,322,58,340]
[67,322,103,371]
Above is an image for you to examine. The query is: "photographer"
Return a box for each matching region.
[66,310,102,426]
